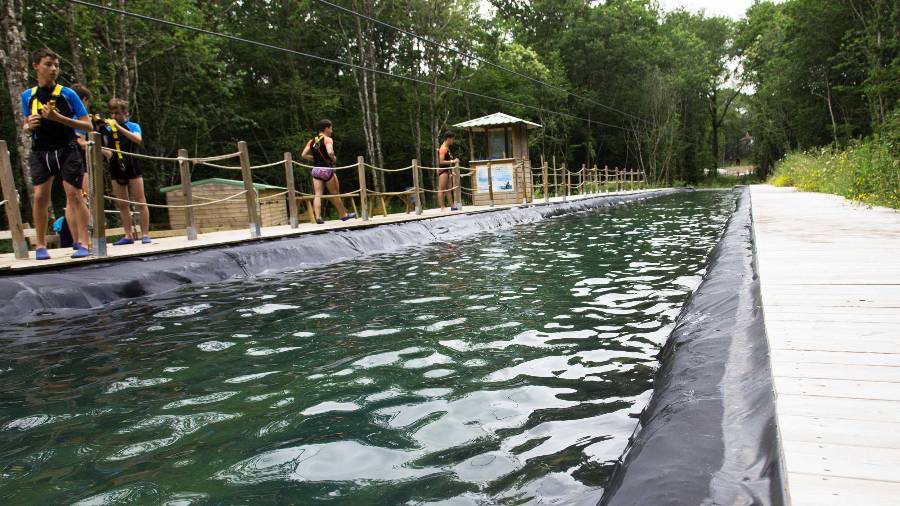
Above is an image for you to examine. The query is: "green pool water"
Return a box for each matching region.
[0,190,736,505]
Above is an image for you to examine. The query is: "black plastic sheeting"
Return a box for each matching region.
[599,187,787,506]
[0,189,688,322]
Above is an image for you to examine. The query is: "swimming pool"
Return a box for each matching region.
[0,190,736,504]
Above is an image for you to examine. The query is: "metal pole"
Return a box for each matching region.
[178,149,198,240]
[284,152,298,228]
[0,141,28,259]
[238,141,261,238]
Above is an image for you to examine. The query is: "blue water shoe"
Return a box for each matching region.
[71,246,90,259]
[340,213,356,221]
[35,247,50,261]
[113,236,135,246]
[142,236,152,244]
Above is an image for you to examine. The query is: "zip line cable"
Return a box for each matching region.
[63,0,636,133]
[315,0,647,125]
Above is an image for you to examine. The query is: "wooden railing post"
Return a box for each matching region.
[284,152,298,228]
[453,161,462,210]
[486,160,495,207]
[520,158,528,205]
[603,165,609,193]
[541,156,549,204]
[88,132,107,256]
[552,156,558,199]
[357,155,368,221]
[581,164,586,196]
[177,149,198,240]
[0,141,28,259]
[411,158,422,215]
[237,141,261,237]
[564,165,570,201]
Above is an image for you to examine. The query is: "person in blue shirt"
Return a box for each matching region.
[100,97,150,245]
[21,48,92,260]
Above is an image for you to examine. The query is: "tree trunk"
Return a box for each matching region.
[0,0,34,205]
[67,2,86,84]
[117,0,132,101]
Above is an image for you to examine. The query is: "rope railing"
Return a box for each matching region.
[291,160,358,171]
[421,185,460,193]
[258,190,289,202]
[196,159,284,171]
[365,163,413,173]
[295,189,361,198]
[100,146,242,163]
[105,190,248,209]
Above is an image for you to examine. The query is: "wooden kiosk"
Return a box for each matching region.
[454,113,540,206]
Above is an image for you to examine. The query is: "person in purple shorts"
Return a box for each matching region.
[21,48,92,260]
[300,119,355,224]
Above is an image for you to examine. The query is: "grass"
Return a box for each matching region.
[769,136,900,209]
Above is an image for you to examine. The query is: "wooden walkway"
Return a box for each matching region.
[751,185,900,505]
[0,190,655,273]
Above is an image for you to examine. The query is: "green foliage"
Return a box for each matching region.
[769,136,900,209]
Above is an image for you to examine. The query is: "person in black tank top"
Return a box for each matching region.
[300,119,356,224]
[437,131,460,211]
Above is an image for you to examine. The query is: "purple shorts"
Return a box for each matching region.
[311,167,334,182]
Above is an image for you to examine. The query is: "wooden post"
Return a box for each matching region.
[563,165,569,201]
[452,161,462,210]
[178,149,198,240]
[237,141,261,237]
[88,132,107,256]
[486,160,495,207]
[541,157,549,204]
[552,156,558,199]
[411,159,422,215]
[592,165,598,194]
[284,152,298,228]
[581,164,586,196]
[0,141,28,259]
[519,159,528,205]
[357,155,368,221]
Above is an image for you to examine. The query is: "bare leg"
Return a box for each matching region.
[63,180,89,248]
[325,175,349,217]
[112,181,134,238]
[32,178,54,249]
[128,177,150,237]
[313,177,324,220]
[438,172,451,210]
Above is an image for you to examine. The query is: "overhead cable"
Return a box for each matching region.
[64,0,636,133]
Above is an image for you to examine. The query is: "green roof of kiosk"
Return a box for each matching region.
[159,178,285,193]
[453,112,542,131]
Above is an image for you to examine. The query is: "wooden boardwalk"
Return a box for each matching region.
[0,189,656,273]
[751,185,900,505]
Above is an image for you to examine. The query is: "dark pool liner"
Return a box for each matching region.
[0,189,688,322]
[598,187,787,505]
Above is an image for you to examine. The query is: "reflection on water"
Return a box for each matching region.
[0,191,735,505]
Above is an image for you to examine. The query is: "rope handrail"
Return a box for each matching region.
[197,159,285,171]
[291,160,358,171]
[258,190,289,201]
[421,185,459,193]
[100,146,242,163]
[0,200,6,207]
[418,165,456,171]
[366,163,413,173]
[295,189,361,198]
[104,190,248,208]
[367,189,417,197]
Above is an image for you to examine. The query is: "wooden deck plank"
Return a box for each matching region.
[751,185,900,505]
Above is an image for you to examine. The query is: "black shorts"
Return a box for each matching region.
[108,157,141,186]
[29,143,84,188]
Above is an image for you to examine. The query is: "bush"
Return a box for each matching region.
[769,136,900,209]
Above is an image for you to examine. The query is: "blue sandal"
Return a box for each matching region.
[113,236,134,246]
[35,247,50,261]
[71,246,90,259]
[340,213,356,221]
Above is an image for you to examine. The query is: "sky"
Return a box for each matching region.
[658,0,756,20]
